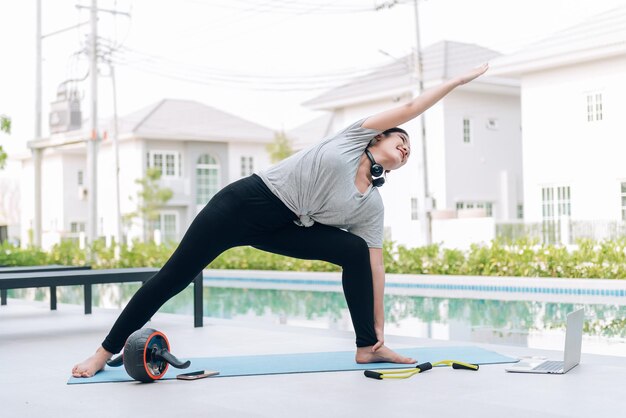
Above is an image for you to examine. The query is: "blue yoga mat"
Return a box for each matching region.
[67,346,517,384]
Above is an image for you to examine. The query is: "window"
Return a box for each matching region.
[70,222,86,233]
[153,212,178,243]
[148,151,180,177]
[621,182,626,221]
[541,186,570,243]
[463,118,471,143]
[542,187,554,221]
[517,204,524,220]
[240,156,254,177]
[586,93,603,122]
[456,201,493,216]
[595,94,603,121]
[557,186,571,217]
[153,154,163,173]
[196,154,220,207]
[410,198,419,220]
[77,170,83,186]
[166,154,176,176]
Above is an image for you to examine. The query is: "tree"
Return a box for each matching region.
[0,115,11,169]
[124,167,174,242]
[266,131,293,164]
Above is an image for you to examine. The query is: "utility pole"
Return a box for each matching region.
[33,0,42,247]
[74,2,130,250]
[33,0,90,248]
[86,0,99,249]
[413,0,432,245]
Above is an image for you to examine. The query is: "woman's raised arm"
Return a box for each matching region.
[362,63,489,132]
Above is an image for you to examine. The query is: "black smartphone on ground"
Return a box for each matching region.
[176,370,219,380]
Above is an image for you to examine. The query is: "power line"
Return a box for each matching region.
[105,46,410,91]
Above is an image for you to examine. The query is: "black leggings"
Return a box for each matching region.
[101,174,377,353]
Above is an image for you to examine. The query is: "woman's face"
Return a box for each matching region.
[374,132,411,170]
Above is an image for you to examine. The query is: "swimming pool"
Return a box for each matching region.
[8,271,626,356]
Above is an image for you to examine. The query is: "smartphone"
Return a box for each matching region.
[176,370,220,380]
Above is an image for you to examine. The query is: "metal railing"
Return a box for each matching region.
[496,219,626,244]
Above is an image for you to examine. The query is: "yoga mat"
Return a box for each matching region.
[68,346,518,384]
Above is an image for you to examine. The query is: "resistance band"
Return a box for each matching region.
[364,360,479,380]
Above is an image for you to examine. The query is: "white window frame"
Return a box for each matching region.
[196,154,221,208]
[462,118,472,143]
[148,150,180,178]
[70,222,86,233]
[541,185,571,222]
[456,201,493,216]
[585,92,603,122]
[240,155,254,177]
[154,211,179,243]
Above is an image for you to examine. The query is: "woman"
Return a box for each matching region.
[72,63,489,377]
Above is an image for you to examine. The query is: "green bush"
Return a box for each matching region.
[2,238,626,279]
[0,241,48,266]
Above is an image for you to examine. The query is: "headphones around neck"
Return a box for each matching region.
[365,149,385,187]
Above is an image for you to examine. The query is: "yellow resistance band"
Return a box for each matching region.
[364,360,479,380]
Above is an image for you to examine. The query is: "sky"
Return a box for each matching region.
[1,0,626,162]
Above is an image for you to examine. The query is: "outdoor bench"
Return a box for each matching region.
[0,265,92,309]
[0,267,204,327]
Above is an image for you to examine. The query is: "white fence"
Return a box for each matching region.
[432,215,626,249]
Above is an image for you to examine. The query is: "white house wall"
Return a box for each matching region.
[19,158,34,246]
[444,90,522,220]
[229,142,272,183]
[22,151,65,249]
[423,100,446,213]
[61,152,88,233]
[521,55,626,222]
[96,138,140,242]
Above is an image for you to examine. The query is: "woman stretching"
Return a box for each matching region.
[72,63,489,377]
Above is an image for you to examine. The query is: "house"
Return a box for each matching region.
[20,99,276,249]
[489,5,626,242]
[298,41,522,247]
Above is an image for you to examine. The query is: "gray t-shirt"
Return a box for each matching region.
[258,119,384,248]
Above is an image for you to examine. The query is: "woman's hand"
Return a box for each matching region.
[457,63,489,85]
[372,327,385,352]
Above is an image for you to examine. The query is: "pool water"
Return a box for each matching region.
[9,284,626,356]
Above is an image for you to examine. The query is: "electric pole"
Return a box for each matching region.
[33,0,127,249]
[86,0,99,249]
[33,0,42,247]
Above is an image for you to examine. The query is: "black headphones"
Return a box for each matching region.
[365,149,385,187]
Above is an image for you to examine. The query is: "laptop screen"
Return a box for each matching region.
[563,309,584,371]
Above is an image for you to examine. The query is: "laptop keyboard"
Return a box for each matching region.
[534,361,563,372]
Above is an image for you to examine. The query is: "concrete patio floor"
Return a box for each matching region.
[1,298,625,418]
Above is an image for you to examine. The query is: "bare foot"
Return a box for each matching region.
[71,347,114,378]
[355,345,417,364]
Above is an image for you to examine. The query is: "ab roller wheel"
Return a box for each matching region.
[107,328,191,383]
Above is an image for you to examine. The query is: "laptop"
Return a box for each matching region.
[505,308,584,374]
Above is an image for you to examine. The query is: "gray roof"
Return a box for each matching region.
[287,113,334,150]
[490,5,626,75]
[111,99,275,143]
[304,41,502,109]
